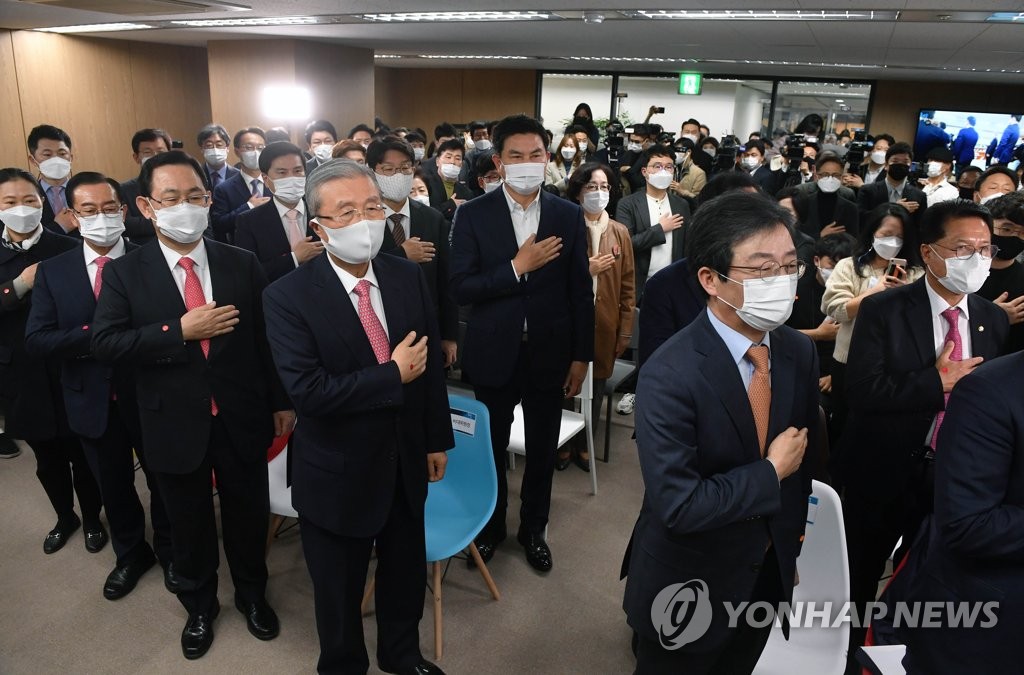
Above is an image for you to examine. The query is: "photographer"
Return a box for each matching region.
[842,134,893,190]
[670,137,706,201]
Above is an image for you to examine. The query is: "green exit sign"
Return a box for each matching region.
[679,73,703,95]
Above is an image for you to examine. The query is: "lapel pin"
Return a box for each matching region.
[978,325,985,332]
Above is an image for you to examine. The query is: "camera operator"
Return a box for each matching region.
[841,133,894,190]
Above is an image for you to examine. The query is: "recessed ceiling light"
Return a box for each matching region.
[621,9,899,21]
[360,12,555,22]
[37,22,153,33]
[568,56,694,63]
[418,54,531,60]
[171,16,318,27]
[987,12,1024,22]
[374,54,403,59]
[835,99,845,102]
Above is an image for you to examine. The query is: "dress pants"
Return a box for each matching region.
[153,416,269,616]
[474,341,564,541]
[79,401,173,568]
[28,435,102,529]
[300,465,426,675]
[633,548,780,675]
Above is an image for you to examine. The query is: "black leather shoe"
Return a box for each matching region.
[0,433,21,459]
[103,553,156,600]
[181,602,219,660]
[517,531,553,572]
[235,596,279,641]
[43,516,80,554]
[573,453,591,473]
[162,561,181,594]
[466,540,499,568]
[383,659,446,675]
[555,452,572,471]
[84,524,109,553]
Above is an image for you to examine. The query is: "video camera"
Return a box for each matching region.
[780,133,810,188]
[714,135,740,173]
[604,120,625,167]
[845,129,871,174]
[655,130,676,146]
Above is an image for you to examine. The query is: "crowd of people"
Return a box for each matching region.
[2,100,1023,674]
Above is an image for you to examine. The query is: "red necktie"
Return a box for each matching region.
[178,256,217,415]
[93,256,110,300]
[931,307,962,449]
[353,279,390,364]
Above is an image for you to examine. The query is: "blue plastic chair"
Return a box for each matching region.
[424,394,501,659]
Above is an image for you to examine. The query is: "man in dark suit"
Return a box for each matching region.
[740,139,783,195]
[842,199,1008,668]
[368,136,459,367]
[951,116,979,174]
[993,114,1021,165]
[450,114,594,572]
[210,127,269,243]
[304,119,338,175]
[0,167,105,553]
[91,151,294,660]
[793,152,861,239]
[622,191,817,673]
[234,142,323,282]
[637,258,703,367]
[196,123,239,192]
[121,128,172,246]
[423,138,475,222]
[615,145,691,301]
[27,124,80,238]
[856,141,927,229]
[25,172,175,599]
[263,159,452,675]
[897,351,1024,674]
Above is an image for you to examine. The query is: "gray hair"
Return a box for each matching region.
[305,159,380,216]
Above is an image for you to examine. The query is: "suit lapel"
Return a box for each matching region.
[140,242,187,315]
[967,294,1000,358]
[205,242,235,361]
[636,193,652,236]
[374,256,408,354]
[262,202,291,255]
[906,279,938,364]
[669,195,686,260]
[71,245,97,313]
[312,255,379,367]
[490,188,524,272]
[766,330,796,443]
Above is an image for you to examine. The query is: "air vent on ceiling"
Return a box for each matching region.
[19,0,249,15]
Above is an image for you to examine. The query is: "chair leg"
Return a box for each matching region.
[265,514,284,557]
[361,575,376,616]
[602,395,613,463]
[433,561,443,661]
[467,542,501,600]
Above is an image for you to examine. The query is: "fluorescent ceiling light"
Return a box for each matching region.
[708,58,882,69]
[569,56,695,63]
[622,9,899,21]
[37,22,152,33]
[361,11,554,22]
[374,54,403,59]
[171,16,318,27]
[986,12,1024,22]
[418,54,531,60]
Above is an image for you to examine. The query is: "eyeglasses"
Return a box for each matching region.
[74,206,122,217]
[647,163,674,172]
[238,144,265,152]
[583,183,611,192]
[930,242,999,260]
[994,223,1024,238]
[316,205,387,226]
[148,194,211,208]
[727,260,807,281]
[376,163,414,176]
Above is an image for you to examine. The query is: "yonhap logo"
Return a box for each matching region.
[651,579,713,650]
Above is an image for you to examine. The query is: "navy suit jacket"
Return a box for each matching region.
[203,163,239,192]
[856,178,927,228]
[897,352,1024,673]
[615,189,691,300]
[638,258,704,368]
[622,310,819,651]
[234,199,317,283]
[210,171,267,242]
[118,177,156,246]
[262,253,454,538]
[38,179,81,239]
[951,126,979,165]
[24,240,141,439]
[449,187,594,389]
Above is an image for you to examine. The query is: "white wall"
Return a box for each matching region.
[539,74,614,137]
[732,83,770,140]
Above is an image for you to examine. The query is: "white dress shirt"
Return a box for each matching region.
[504,184,541,279]
[707,308,772,390]
[383,199,411,242]
[924,278,972,443]
[84,237,126,290]
[274,197,306,267]
[243,172,266,209]
[922,179,960,207]
[864,166,884,185]
[646,192,673,278]
[158,238,213,304]
[327,259,390,340]
[4,225,43,299]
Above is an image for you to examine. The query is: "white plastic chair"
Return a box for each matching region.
[754,480,850,675]
[856,645,907,675]
[266,442,297,553]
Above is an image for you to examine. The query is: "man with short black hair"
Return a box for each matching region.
[957,165,983,200]
[973,165,1020,204]
[122,128,172,245]
[739,139,781,194]
[27,124,78,237]
[304,119,338,174]
[461,120,493,183]
[793,151,860,239]
[977,192,1024,353]
[423,139,474,221]
[921,146,960,206]
[856,141,927,227]
[210,127,270,243]
[196,123,238,190]
[842,133,894,191]
[951,116,979,174]
[993,114,1021,164]
[347,123,374,149]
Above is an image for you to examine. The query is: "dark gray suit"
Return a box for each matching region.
[615,189,691,300]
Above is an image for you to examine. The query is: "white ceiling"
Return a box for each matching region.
[3,1,1024,82]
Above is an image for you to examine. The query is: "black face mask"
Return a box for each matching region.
[959,187,975,201]
[887,163,910,181]
[993,233,1024,260]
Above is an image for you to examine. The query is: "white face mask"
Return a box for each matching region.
[0,205,43,234]
[203,148,228,167]
[582,190,609,214]
[78,212,125,246]
[561,147,577,161]
[150,201,209,244]
[647,169,673,190]
[926,161,944,178]
[413,147,425,161]
[817,176,841,193]
[411,194,431,207]
[627,142,643,153]
[376,172,414,202]
[578,142,589,153]
[870,150,887,165]
[818,266,833,283]
[980,192,1004,205]
[483,180,503,194]
[929,248,991,295]
[475,139,492,152]
[318,218,385,264]
[873,236,903,260]
[39,157,72,181]
[703,148,716,158]
[718,273,799,332]
[271,176,306,204]
[240,150,261,171]
[675,152,686,165]
[502,162,546,195]
[681,134,699,144]
[313,145,334,162]
[439,162,461,181]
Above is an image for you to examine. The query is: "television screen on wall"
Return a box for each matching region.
[916,109,1023,170]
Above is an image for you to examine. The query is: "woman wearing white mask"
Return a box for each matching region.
[545,134,582,196]
[557,164,636,472]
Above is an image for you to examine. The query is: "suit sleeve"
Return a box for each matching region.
[247,256,291,412]
[262,281,404,418]
[417,265,456,454]
[210,184,251,239]
[24,264,91,359]
[434,218,458,342]
[235,217,295,282]
[635,358,783,534]
[621,198,668,254]
[845,293,945,413]
[637,269,674,368]
[568,205,595,363]
[935,369,1024,561]
[91,262,190,365]
[449,205,521,305]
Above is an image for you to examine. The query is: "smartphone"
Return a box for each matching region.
[884,257,907,279]
[654,106,665,114]
[171,139,184,149]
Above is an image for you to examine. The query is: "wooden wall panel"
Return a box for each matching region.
[294,41,375,140]
[129,41,212,157]
[0,31,26,171]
